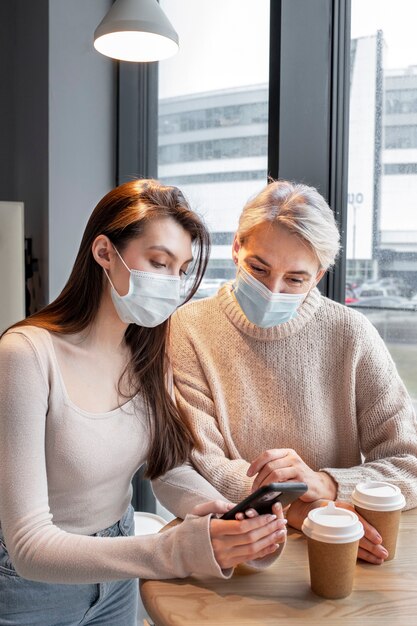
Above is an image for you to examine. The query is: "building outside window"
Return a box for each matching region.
[158,0,270,286]
[347,0,417,410]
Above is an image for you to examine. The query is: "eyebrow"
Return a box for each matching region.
[247,255,313,278]
[148,245,194,265]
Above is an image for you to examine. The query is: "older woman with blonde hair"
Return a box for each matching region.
[154,179,417,566]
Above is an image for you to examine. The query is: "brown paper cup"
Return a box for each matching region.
[355,506,401,561]
[306,537,359,599]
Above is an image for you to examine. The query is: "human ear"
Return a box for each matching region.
[313,268,326,286]
[232,235,241,265]
[91,235,113,270]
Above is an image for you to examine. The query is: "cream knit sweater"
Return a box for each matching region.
[157,283,417,509]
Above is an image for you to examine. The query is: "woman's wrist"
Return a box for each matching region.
[286,498,329,531]
[317,471,338,500]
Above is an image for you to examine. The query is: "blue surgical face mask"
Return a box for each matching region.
[233,266,308,328]
[104,247,184,327]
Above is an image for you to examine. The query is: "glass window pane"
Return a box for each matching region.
[158,0,270,292]
[348,0,417,411]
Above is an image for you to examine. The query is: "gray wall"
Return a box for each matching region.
[49,0,116,300]
[0,0,116,306]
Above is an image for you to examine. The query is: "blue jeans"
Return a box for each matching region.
[0,506,138,626]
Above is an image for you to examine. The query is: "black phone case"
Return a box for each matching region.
[221,482,308,520]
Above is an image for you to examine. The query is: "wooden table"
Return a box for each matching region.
[140,508,417,626]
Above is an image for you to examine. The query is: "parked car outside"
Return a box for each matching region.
[357,277,412,298]
[358,286,401,298]
[377,277,411,297]
[357,279,379,291]
[345,286,359,304]
[351,296,416,310]
[348,296,417,343]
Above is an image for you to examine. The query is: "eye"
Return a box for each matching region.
[288,277,304,285]
[249,263,266,274]
[151,261,166,269]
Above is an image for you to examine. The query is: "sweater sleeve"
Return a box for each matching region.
[170,313,253,503]
[0,331,230,583]
[152,463,230,519]
[321,321,417,508]
[152,463,285,570]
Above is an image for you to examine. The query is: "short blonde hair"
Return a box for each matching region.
[237,180,340,269]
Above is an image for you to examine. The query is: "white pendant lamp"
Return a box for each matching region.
[94,0,179,63]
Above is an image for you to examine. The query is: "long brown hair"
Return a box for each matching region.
[7,179,210,479]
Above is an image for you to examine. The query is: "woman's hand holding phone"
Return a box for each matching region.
[191,500,287,569]
[247,448,337,501]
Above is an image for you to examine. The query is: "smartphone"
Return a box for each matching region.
[220,482,308,520]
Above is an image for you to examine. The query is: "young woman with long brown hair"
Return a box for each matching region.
[0,180,286,626]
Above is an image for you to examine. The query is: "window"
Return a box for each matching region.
[386,87,417,114]
[157,0,270,284]
[385,125,417,149]
[159,101,268,135]
[347,0,417,410]
[384,163,417,175]
[120,0,417,514]
[159,136,268,165]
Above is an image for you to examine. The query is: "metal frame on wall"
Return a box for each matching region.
[327,0,351,303]
[117,61,159,513]
[117,61,158,185]
[268,0,351,303]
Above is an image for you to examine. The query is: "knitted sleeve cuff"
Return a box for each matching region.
[320,467,371,503]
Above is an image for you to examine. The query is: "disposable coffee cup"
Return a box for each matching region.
[302,502,364,599]
[351,481,405,561]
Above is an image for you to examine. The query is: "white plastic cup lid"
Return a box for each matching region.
[301,501,364,544]
[351,481,406,512]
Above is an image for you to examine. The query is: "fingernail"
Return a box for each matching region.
[376,533,383,542]
[245,509,256,518]
[267,514,277,522]
[381,547,389,556]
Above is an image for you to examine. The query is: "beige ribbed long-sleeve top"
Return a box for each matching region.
[158,284,417,508]
[0,326,231,583]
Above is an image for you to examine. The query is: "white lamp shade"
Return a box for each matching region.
[94,0,179,63]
